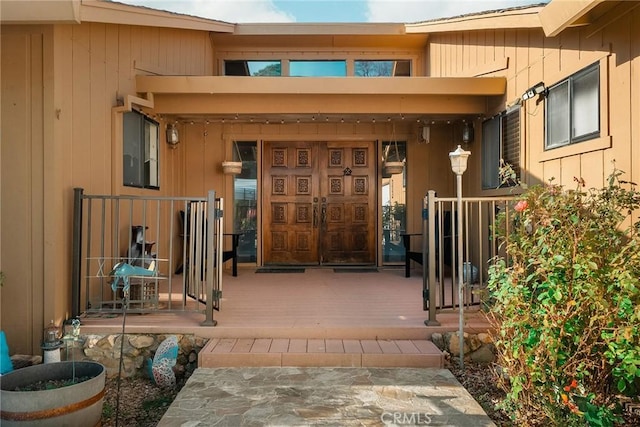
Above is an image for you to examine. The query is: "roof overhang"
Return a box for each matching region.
[135,75,505,118]
[0,0,81,24]
[538,0,605,37]
[406,5,544,34]
[0,0,235,32]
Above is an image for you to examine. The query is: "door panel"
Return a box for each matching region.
[263,142,319,264]
[263,141,376,265]
[320,142,376,264]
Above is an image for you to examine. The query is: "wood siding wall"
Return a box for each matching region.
[0,22,213,354]
[428,8,639,228]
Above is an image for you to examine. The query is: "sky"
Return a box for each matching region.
[118,0,548,24]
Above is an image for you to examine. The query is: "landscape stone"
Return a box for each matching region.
[129,334,155,348]
[470,344,496,363]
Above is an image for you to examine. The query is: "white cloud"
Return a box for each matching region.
[119,0,295,23]
[365,0,545,23]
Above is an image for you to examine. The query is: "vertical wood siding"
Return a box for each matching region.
[0,31,44,354]
[427,7,639,223]
[0,23,214,354]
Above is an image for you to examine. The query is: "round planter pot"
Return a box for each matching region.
[0,361,106,427]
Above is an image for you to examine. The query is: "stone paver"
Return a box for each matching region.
[157,367,496,427]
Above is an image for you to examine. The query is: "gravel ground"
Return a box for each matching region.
[101,365,639,426]
[102,376,186,427]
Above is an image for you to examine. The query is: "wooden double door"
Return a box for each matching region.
[263,141,376,265]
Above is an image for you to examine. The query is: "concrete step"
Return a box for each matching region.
[199,338,443,368]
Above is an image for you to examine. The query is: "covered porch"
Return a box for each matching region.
[78,267,491,339]
[78,267,491,369]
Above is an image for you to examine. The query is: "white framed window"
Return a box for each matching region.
[545,63,600,149]
[482,106,521,189]
[123,111,159,189]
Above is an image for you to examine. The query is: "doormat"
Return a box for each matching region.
[256,268,306,273]
[333,267,378,273]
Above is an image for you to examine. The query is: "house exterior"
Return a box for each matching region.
[1,0,638,354]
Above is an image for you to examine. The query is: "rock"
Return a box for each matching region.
[83,335,101,348]
[470,344,496,364]
[469,334,482,351]
[129,334,155,349]
[477,332,493,344]
[430,333,445,350]
[96,335,114,350]
[84,347,105,358]
[179,336,193,354]
[448,332,470,355]
[60,333,203,379]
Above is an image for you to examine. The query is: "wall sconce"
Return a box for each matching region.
[166,123,179,148]
[421,125,431,144]
[461,121,474,145]
[522,82,547,101]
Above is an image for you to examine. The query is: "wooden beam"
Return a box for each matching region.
[539,0,606,37]
[149,93,492,115]
[135,75,506,96]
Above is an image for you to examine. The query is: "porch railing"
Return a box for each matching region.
[421,190,515,324]
[71,188,223,326]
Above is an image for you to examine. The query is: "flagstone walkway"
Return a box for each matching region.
[157,366,496,426]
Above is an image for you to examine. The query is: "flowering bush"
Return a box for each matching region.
[488,170,640,426]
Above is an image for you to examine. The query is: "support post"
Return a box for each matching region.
[201,190,218,326]
[456,174,465,369]
[424,191,440,326]
[71,188,84,318]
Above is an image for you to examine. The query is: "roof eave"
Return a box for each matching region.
[538,0,606,37]
[0,0,235,32]
[0,0,81,24]
[405,6,544,34]
[80,0,234,32]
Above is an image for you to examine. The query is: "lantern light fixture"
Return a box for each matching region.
[166,123,179,148]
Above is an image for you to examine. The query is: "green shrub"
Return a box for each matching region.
[488,170,640,426]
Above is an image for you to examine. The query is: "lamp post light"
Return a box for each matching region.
[449,145,471,369]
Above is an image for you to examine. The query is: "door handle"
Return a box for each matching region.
[321,203,327,228]
[313,203,319,228]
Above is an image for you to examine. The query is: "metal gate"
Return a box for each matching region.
[71,189,223,325]
[421,191,515,324]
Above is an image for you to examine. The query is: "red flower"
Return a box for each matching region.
[563,379,578,392]
[514,200,528,212]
